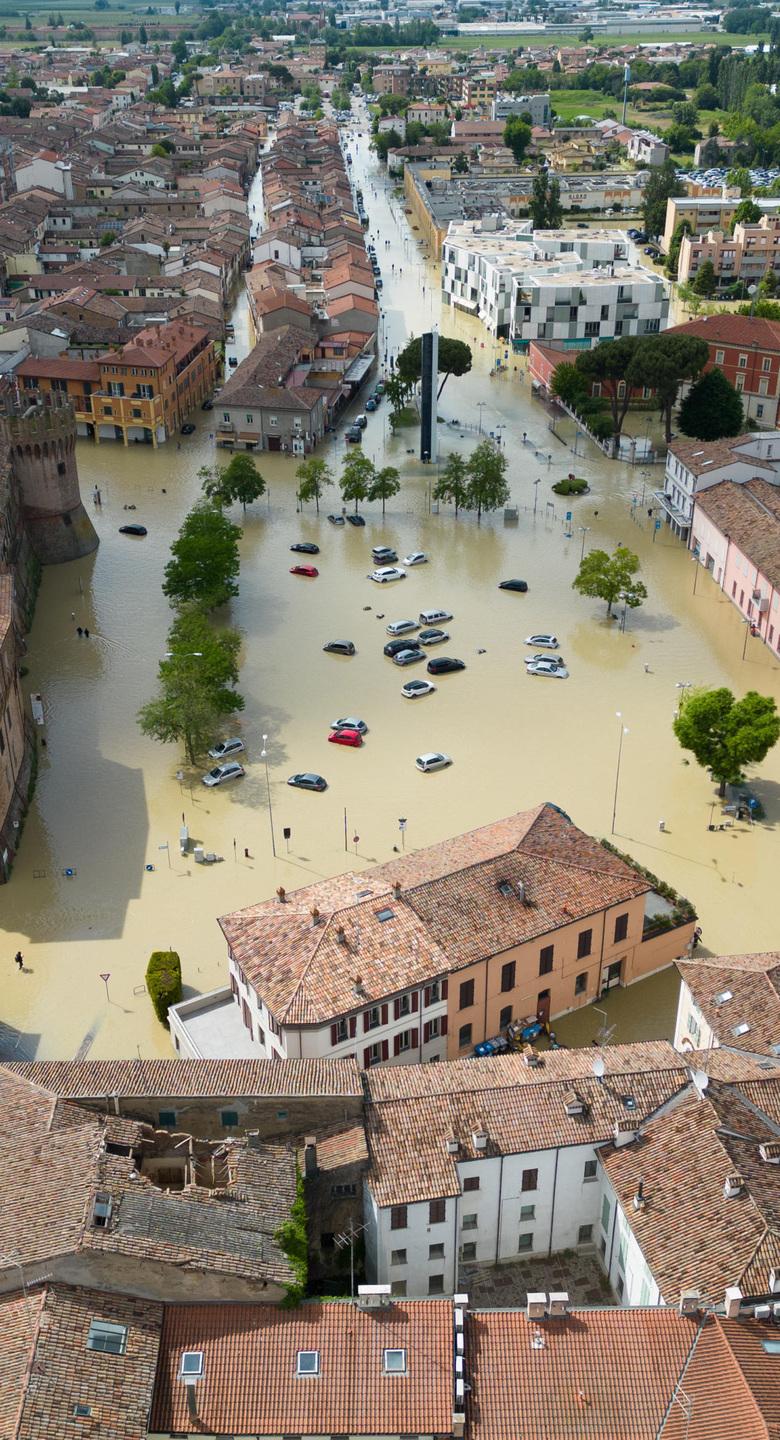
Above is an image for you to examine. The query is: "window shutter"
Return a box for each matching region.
[381,1039,389,1061]
[363,1011,370,1033]
[330,1023,339,1047]
[349,1015,356,1038]
[381,1003,388,1025]
[441,1015,448,1036]
[411,991,419,1012]
[393,998,400,1021]
[424,986,431,1007]
[393,1034,401,1056]
[442,978,448,999]
[363,1047,372,1068]
[411,1027,418,1047]
[423,1021,431,1044]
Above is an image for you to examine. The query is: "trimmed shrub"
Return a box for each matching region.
[553,477,589,496]
[590,414,617,441]
[146,950,182,1026]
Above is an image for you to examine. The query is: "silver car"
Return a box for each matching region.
[208,738,245,760]
[415,751,452,772]
[202,761,245,787]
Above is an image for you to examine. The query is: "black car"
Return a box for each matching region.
[323,640,356,656]
[291,542,320,555]
[427,656,466,675]
[288,772,327,792]
[499,578,529,593]
[201,398,214,411]
[345,424,362,443]
[328,513,346,525]
[346,513,366,527]
[384,637,423,658]
[119,524,147,537]
[181,423,196,435]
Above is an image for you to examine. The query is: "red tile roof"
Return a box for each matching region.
[667,313,780,352]
[3,1057,363,1099]
[677,952,780,1058]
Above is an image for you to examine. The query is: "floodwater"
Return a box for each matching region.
[3,114,780,1062]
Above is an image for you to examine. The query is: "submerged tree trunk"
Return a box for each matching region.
[718,776,727,798]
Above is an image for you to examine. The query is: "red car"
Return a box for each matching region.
[328,727,363,747]
[290,564,319,578]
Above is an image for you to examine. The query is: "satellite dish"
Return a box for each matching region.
[592,1055,606,1080]
[692,1069,709,1097]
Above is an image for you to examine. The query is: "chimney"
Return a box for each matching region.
[547,1292,569,1317]
[723,1173,744,1199]
[615,1118,640,1147]
[392,881,401,899]
[445,1137,459,1154]
[632,1179,645,1211]
[472,1125,488,1151]
[185,1386,198,1424]
[303,1136,318,1179]
[724,1285,743,1318]
[679,1291,700,1316]
[769,1269,780,1294]
[336,925,347,945]
[311,906,320,925]
[276,885,286,903]
[526,1292,547,1320]
[563,1089,587,1117]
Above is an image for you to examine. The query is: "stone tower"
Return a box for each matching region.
[0,391,98,564]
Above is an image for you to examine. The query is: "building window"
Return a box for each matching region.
[221,1110,239,1127]
[577,929,592,959]
[462,1213,478,1230]
[613,913,628,942]
[601,1195,611,1232]
[735,374,745,391]
[429,1198,446,1224]
[539,945,554,975]
[390,1249,407,1266]
[738,354,748,368]
[463,1176,480,1192]
[715,349,725,364]
[583,1159,597,1181]
[223,412,229,422]
[158,1110,176,1127]
[762,356,772,371]
[458,1023,472,1048]
[520,1204,535,1221]
[428,1274,444,1294]
[499,1005,512,1028]
[461,1241,477,1261]
[575,972,588,996]
[366,1007,381,1030]
[459,979,474,1009]
[578,1224,594,1244]
[429,1242,444,1259]
[758,404,765,418]
[521,1168,538,1192]
[297,1350,319,1377]
[391,1280,407,1296]
[390,1205,408,1230]
[500,960,516,992]
[426,980,441,1005]
[518,1232,533,1252]
[87,1321,127,1356]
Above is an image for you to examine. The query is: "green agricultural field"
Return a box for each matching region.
[443,28,765,50]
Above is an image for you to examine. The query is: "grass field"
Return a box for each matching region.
[446,29,766,48]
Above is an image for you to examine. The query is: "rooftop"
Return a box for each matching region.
[693,480,780,594]
[4,1056,363,1099]
[678,951,780,1058]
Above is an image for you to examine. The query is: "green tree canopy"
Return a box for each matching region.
[691,258,718,296]
[678,367,744,440]
[368,464,401,516]
[530,171,562,229]
[433,452,470,515]
[631,332,710,442]
[202,453,265,512]
[642,157,683,239]
[163,501,241,610]
[396,335,472,399]
[730,198,763,231]
[576,337,642,436]
[138,607,244,762]
[503,115,532,163]
[673,686,780,796]
[340,450,375,512]
[551,361,589,409]
[296,456,332,514]
[572,545,647,616]
[465,439,509,523]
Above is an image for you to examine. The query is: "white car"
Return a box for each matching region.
[419,608,453,626]
[369,566,406,583]
[527,659,569,679]
[418,627,449,646]
[202,760,245,787]
[415,751,452,773]
[525,634,559,650]
[331,717,368,734]
[402,679,436,699]
[524,653,566,669]
[402,551,429,567]
[208,737,245,760]
[386,619,419,636]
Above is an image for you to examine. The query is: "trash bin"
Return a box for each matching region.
[193,845,205,864]
[179,825,189,856]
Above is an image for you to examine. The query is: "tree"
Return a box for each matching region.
[673,687,780,796]
[433,452,469,515]
[396,335,472,399]
[163,501,241,610]
[465,439,509,523]
[139,22,148,41]
[576,336,642,437]
[138,607,244,762]
[631,333,709,443]
[453,151,469,173]
[665,219,693,279]
[367,464,400,517]
[529,171,561,229]
[642,157,682,239]
[503,115,532,163]
[202,453,265,512]
[692,258,718,296]
[727,166,753,196]
[296,456,332,514]
[572,545,647,617]
[384,373,413,418]
[551,361,589,410]
[340,450,374,512]
[730,198,762,231]
[678,368,744,440]
[145,951,181,1026]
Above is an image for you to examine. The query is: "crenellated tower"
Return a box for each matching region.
[0,391,98,564]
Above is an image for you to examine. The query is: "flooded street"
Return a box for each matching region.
[4,119,780,1061]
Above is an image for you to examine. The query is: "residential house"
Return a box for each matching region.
[215,325,326,455]
[626,130,669,167]
[372,65,411,95]
[510,264,668,351]
[662,194,780,254]
[659,428,780,540]
[492,92,551,126]
[674,951,780,1059]
[529,338,654,409]
[691,478,780,654]
[407,102,448,127]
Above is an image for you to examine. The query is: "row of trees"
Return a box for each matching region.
[551,333,712,444]
[296,452,401,517]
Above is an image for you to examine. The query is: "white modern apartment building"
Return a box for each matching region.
[510,264,668,349]
[441,220,637,338]
[492,91,551,126]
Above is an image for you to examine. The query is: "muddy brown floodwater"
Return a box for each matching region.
[3,117,779,1062]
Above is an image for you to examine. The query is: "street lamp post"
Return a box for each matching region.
[533,477,541,517]
[477,402,486,435]
[578,525,591,562]
[261,734,277,857]
[742,618,753,661]
[611,712,629,836]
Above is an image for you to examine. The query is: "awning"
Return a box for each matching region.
[343,353,374,385]
[654,489,689,527]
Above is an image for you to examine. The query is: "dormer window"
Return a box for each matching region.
[383,1348,407,1374]
[297,1350,319,1376]
[92,1192,112,1228]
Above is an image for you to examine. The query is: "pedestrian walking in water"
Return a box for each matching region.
[84,627,90,638]
[14,951,23,971]
[76,626,83,637]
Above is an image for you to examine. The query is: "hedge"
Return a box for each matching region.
[146,950,182,1026]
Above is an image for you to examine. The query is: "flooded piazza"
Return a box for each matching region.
[3,123,780,1062]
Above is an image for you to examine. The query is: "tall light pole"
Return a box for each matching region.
[477,401,486,435]
[611,712,629,836]
[261,734,277,857]
[578,525,590,562]
[533,477,541,517]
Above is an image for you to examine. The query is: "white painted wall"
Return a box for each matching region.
[599,1170,663,1306]
[673,977,717,1055]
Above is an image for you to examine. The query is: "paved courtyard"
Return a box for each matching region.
[460,1250,615,1307]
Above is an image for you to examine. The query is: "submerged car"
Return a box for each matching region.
[499,578,528,593]
[291,564,319,578]
[346,513,366,527]
[328,513,346,525]
[365,397,378,412]
[527,658,569,678]
[345,425,363,443]
[386,618,418,636]
[402,678,436,699]
[418,627,448,646]
[525,633,559,650]
[370,566,406,583]
[415,751,452,773]
[402,552,428,567]
[426,656,465,675]
[525,652,566,669]
[393,647,425,667]
[331,717,368,734]
[328,727,363,747]
[208,738,245,760]
[323,640,356,656]
[287,772,327,791]
[372,546,398,563]
[119,524,147,537]
[202,760,245,787]
[181,423,196,435]
[385,637,422,657]
[291,542,320,555]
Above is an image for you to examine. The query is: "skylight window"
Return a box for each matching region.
[714,989,734,1006]
[375,908,395,923]
[383,1348,407,1374]
[180,1351,203,1378]
[86,1320,127,1356]
[762,1339,780,1354]
[297,1350,320,1376]
[732,1022,751,1037]
[72,1406,92,1419]
[497,881,514,897]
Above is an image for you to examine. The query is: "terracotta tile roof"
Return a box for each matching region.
[303,1121,368,1172]
[0,574,11,648]
[365,1060,688,1208]
[667,433,763,477]
[662,1315,780,1440]
[600,1083,780,1302]
[3,1057,363,1099]
[149,1300,454,1436]
[690,1048,780,1082]
[467,1307,700,1440]
[693,480,780,592]
[677,952,780,1057]
[220,806,651,1025]
[667,312,780,352]
[0,1290,46,1440]
[15,357,101,382]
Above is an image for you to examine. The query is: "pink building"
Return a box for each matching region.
[691,477,780,653]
